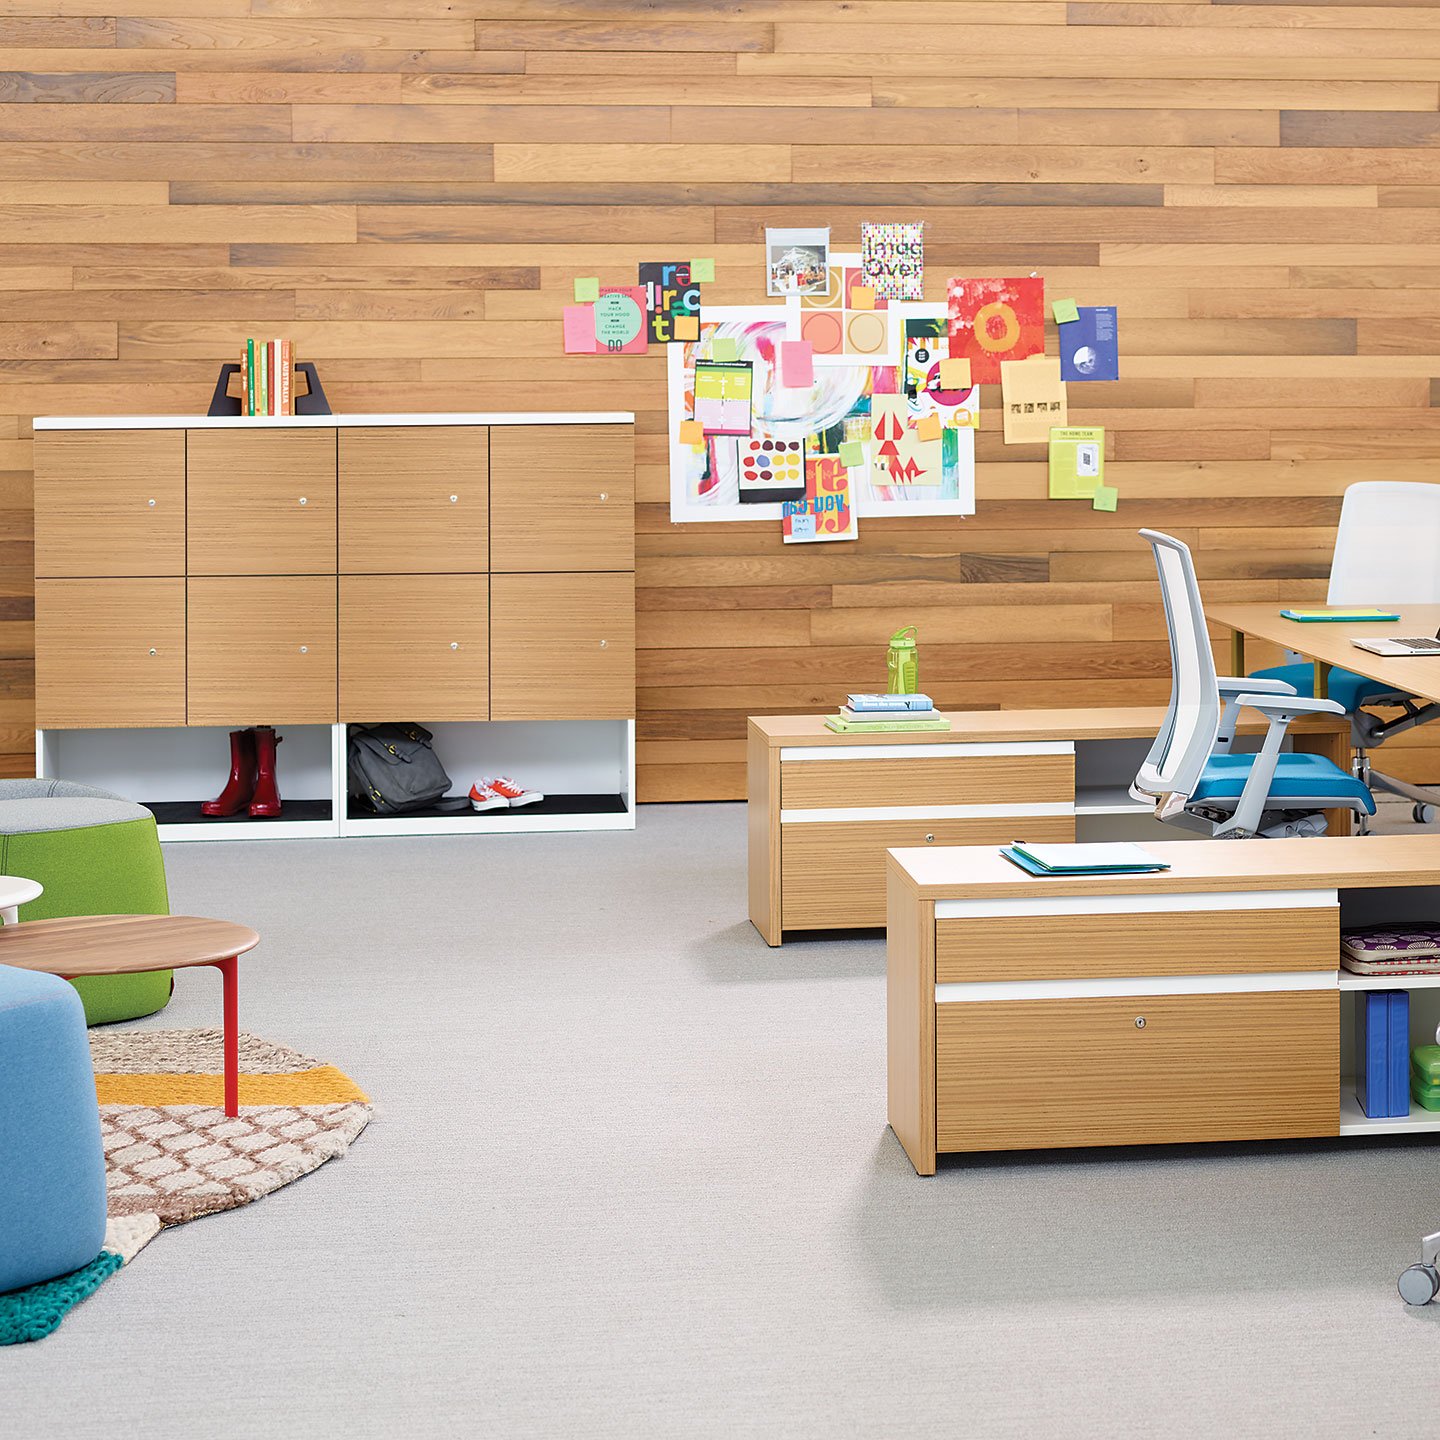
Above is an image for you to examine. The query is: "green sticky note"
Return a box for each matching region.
[1052,297,1080,325]
[690,258,715,282]
[839,440,865,468]
[1092,484,1118,512]
[574,276,600,302]
[710,336,739,361]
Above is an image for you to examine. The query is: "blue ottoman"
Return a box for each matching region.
[0,965,107,1294]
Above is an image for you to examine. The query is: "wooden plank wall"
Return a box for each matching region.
[2,0,1440,798]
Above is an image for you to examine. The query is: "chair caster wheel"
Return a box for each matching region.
[1414,804,1436,825]
[1399,1263,1440,1306]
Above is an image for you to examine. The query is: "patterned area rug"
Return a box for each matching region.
[0,1030,370,1343]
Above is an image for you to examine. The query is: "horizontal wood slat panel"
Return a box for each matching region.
[781,754,1074,810]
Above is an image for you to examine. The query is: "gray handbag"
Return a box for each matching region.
[346,723,455,814]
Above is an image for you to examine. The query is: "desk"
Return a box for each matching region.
[886,834,1440,1175]
[1208,603,1440,707]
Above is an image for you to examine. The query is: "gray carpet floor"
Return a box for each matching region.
[7,800,1440,1438]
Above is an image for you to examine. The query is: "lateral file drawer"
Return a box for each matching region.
[782,814,1074,930]
[934,897,1339,983]
[935,989,1339,1152]
[781,747,1074,811]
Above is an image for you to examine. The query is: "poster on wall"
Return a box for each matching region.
[766,227,830,297]
[593,287,649,354]
[783,455,858,543]
[946,276,1044,384]
[667,303,975,523]
[860,221,924,301]
[796,253,900,368]
[639,261,701,344]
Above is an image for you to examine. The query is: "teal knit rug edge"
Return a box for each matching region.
[0,1251,122,1345]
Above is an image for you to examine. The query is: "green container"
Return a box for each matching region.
[886,625,919,695]
[1412,1046,1440,1110]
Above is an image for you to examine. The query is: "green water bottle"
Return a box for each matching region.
[886,625,919,694]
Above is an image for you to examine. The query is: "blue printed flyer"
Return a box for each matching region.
[1059,306,1119,383]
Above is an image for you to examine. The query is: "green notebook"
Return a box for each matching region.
[1280,607,1400,623]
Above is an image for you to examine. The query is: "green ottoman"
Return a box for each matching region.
[0,781,171,1026]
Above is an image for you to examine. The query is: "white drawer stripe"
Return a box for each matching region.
[936,970,1338,1004]
[780,741,1075,762]
[780,801,1075,825]
[934,888,1338,920]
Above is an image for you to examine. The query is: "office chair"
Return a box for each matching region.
[1132,529,1376,838]
[1250,481,1440,827]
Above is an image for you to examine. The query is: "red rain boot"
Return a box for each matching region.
[201,729,257,816]
[248,727,284,818]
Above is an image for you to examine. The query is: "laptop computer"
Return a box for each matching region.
[1352,632,1440,656]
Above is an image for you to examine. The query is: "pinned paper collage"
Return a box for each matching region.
[565,258,716,355]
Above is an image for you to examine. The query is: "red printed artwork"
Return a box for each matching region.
[945,276,1044,385]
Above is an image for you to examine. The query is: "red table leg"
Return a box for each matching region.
[213,954,239,1117]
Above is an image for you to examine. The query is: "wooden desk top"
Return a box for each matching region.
[1207,602,1440,705]
[749,705,1345,750]
[889,833,1440,901]
[0,914,260,975]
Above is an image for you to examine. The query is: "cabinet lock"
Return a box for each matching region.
[1135,1017,1146,1029]
[450,642,459,651]
[924,833,935,844]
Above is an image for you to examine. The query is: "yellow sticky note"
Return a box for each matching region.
[838,439,865,467]
[1052,297,1080,325]
[710,336,739,362]
[673,314,699,341]
[850,285,876,310]
[1092,484,1118,512]
[678,419,704,447]
[690,258,715,282]
[574,276,600,302]
[939,357,971,389]
[916,412,942,441]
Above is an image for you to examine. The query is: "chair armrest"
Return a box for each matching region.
[1218,675,1296,697]
[1238,693,1345,718]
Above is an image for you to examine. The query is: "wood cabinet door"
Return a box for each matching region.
[935,990,1339,1152]
[490,572,634,721]
[339,574,489,722]
[35,430,185,578]
[339,426,488,574]
[187,576,337,725]
[187,429,336,575]
[490,425,633,572]
[35,578,185,728]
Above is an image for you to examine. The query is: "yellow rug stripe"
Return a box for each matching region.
[95,1066,370,1107]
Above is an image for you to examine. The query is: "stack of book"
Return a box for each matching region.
[824,693,951,734]
[1356,990,1411,1119]
[239,337,295,417]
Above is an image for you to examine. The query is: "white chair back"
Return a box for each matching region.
[1135,530,1222,802]
[1329,482,1440,605]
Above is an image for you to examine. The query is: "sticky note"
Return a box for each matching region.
[939,357,971,389]
[839,440,865,468]
[678,419,704,447]
[562,304,595,354]
[710,336,739,362]
[1052,297,1080,325]
[673,314,699,341]
[690,257,715,282]
[916,412,943,441]
[1092,484,1118,512]
[850,285,876,310]
[780,339,813,388]
[574,276,600,302]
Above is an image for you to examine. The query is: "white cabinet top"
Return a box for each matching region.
[33,411,635,432]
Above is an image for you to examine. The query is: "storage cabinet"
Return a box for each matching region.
[35,579,185,728]
[491,572,635,721]
[339,573,489,722]
[339,427,488,574]
[188,577,338,726]
[187,429,337,576]
[490,425,634,573]
[34,430,185,579]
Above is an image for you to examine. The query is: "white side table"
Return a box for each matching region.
[0,876,42,926]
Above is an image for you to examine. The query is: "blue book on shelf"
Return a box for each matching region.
[1356,991,1390,1119]
[1389,990,1411,1119]
[846,693,934,712]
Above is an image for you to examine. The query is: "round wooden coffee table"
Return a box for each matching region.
[0,914,260,1116]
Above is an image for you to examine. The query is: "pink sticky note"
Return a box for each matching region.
[563,304,595,354]
[780,339,814,388]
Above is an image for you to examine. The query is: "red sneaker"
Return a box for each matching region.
[468,782,507,813]
[483,776,544,808]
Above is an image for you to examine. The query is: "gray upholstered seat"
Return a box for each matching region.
[0,780,150,836]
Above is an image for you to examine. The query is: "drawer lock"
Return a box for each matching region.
[925,833,935,844]
[1135,1016,1146,1029]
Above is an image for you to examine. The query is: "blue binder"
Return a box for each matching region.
[1389,991,1411,1118]
[1356,992,1389,1119]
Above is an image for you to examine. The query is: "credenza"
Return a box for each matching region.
[888,834,1440,1176]
[32,412,636,841]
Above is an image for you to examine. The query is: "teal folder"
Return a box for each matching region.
[1280,607,1400,623]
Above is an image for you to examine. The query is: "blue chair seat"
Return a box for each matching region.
[1251,662,1402,715]
[1191,752,1376,814]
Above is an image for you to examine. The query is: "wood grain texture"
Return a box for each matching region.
[747,718,781,945]
[1,7,1438,795]
[780,753,1074,810]
[934,990,1339,1152]
[0,912,259,975]
[886,877,935,1177]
